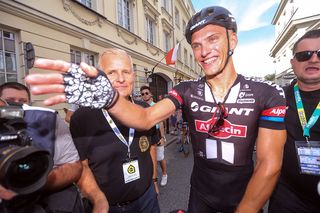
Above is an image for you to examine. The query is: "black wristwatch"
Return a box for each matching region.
[153,178,158,182]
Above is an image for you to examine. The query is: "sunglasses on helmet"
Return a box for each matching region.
[208,103,228,134]
[294,49,320,62]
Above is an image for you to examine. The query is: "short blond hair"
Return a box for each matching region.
[98,48,133,71]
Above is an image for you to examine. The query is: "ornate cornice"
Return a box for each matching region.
[62,0,103,27]
[116,26,138,45]
[146,43,160,56]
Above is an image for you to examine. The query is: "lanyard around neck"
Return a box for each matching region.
[102,109,135,158]
[293,84,320,139]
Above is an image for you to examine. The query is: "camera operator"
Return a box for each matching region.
[0,82,83,212]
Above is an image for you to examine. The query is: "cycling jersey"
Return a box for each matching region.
[167,74,286,210]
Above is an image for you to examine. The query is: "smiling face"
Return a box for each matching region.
[191,24,237,78]
[291,37,320,90]
[141,88,152,103]
[99,50,135,98]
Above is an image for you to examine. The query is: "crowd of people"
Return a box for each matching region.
[0,4,319,213]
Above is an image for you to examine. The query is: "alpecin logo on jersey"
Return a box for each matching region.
[195,118,247,139]
[260,106,286,122]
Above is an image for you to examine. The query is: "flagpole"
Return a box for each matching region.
[147,38,184,76]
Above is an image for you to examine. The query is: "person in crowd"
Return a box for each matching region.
[170,110,178,134]
[0,82,83,212]
[24,6,287,213]
[141,86,168,186]
[69,48,160,213]
[269,29,320,213]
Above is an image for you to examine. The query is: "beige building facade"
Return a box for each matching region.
[0,0,200,112]
[270,0,320,86]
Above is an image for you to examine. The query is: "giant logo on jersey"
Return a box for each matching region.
[195,118,247,139]
[190,101,254,116]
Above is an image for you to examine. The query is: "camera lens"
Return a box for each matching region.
[0,145,53,194]
[6,153,50,188]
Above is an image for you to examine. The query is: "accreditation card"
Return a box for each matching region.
[295,141,320,176]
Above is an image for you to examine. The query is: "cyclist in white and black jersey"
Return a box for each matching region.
[25,5,287,213]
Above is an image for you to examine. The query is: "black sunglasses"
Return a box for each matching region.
[294,49,320,62]
[141,92,149,96]
[208,103,228,134]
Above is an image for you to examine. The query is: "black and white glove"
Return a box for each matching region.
[63,64,118,109]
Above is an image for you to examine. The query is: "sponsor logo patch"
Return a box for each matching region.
[169,89,183,104]
[195,118,247,139]
[261,106,286,117]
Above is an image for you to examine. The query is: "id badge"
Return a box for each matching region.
[122,159,140,183]
[295,141,320,176]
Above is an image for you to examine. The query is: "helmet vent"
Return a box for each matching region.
[194,13,201,23]
[206,8,214,17]
[215,14,227,21]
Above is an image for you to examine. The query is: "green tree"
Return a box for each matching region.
[264,73,275,82]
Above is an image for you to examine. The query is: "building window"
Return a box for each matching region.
[146,16,156,45]
[189,54,193,68]
[162,0,170,12]
[177,39,181,60]
[70,49,96,66]
[184,48,188,65]
[164,31,170,52]
[77,0,92,8]
[182,20,186,34]
[0,29,17,84]
[118,0,133,32]
[175,8,180,28]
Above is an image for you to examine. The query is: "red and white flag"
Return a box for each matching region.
[165,43,180,65]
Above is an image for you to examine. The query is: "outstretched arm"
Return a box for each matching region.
[109,97,175,130]
[25,58,176,130]
[235,128,286,213]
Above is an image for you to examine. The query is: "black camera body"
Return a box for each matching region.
[0,106,53,195]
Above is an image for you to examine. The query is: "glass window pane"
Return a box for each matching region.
[118,0,123,26]
[78,0,92,8]
[0,31,2,50]
[0,73,5,84]
[84,53,88,62]
[70,52,75,63]
[7,74,17,82]
[5,52,17,72]
[4,38,15,52]
[89,55,95,66]
[75,51,81,65]
[0,51,3,70]
[3,31,14,40]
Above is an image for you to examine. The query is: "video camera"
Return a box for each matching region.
[0,105,53,195]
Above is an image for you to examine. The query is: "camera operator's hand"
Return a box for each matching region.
[25,58,118,109]
[0,185,17,200]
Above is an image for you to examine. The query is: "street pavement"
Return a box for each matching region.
[156,132,193,213]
